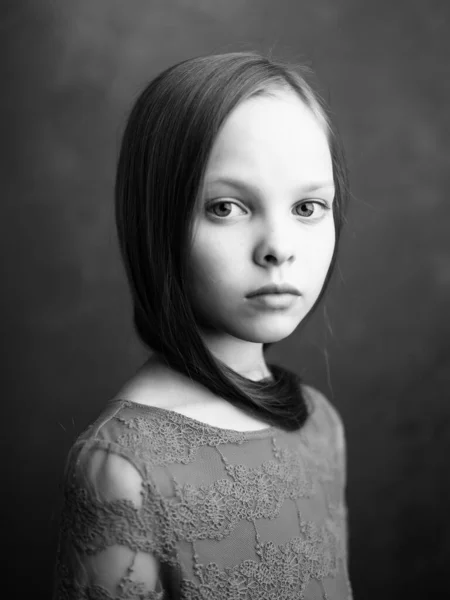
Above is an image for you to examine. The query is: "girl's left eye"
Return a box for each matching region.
[294,201,328,218]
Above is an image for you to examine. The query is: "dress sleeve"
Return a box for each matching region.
[328,398,350,560]
[303,385,349,556]
[53,441,166,600]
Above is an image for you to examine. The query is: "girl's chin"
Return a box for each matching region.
[234,320,301,343]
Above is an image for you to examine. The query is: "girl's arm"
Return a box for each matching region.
[53,445,165,599]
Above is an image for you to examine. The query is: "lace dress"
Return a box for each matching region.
[53,384,352,600]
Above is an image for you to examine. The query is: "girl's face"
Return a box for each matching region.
[188,89,335,345]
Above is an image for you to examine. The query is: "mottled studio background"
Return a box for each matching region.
[2,0,450,598]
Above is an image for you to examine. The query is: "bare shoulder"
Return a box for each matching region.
[111,355,197,410]
[80,445,144,506]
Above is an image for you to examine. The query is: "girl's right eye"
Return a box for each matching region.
[205,200,247,219]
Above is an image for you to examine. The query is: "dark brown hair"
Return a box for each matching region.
[115,51,349,431]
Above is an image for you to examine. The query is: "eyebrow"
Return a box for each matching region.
[204,175,335,196]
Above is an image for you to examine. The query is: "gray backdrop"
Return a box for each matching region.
[2,1,449,598]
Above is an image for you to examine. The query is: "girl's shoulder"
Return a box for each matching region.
[301,384,346,457]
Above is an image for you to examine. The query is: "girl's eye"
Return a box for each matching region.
[294,201,328,219]
[206,200,246,218]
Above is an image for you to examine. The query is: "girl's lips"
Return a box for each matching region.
[247,293,299,310]
[246,284,301,297]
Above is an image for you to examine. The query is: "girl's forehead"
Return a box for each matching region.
[228,89,323,129]
[204,92,332,183]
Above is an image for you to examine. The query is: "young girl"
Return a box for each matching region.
[53,51,352,599]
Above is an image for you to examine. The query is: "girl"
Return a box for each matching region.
[53,51,352,599]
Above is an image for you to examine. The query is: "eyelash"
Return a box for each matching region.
[205,199,330,220]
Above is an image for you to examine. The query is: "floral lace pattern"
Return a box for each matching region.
[56,561,165,600]
[114,406,257,469]
[164,438,332,542]
[53,388,352,600]
[182,522,339,600]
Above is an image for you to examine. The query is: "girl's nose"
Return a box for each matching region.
[254,226,296,267]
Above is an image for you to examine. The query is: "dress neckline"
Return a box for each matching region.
[114,398,279,439]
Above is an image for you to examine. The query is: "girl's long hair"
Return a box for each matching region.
[115,51,349,431]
